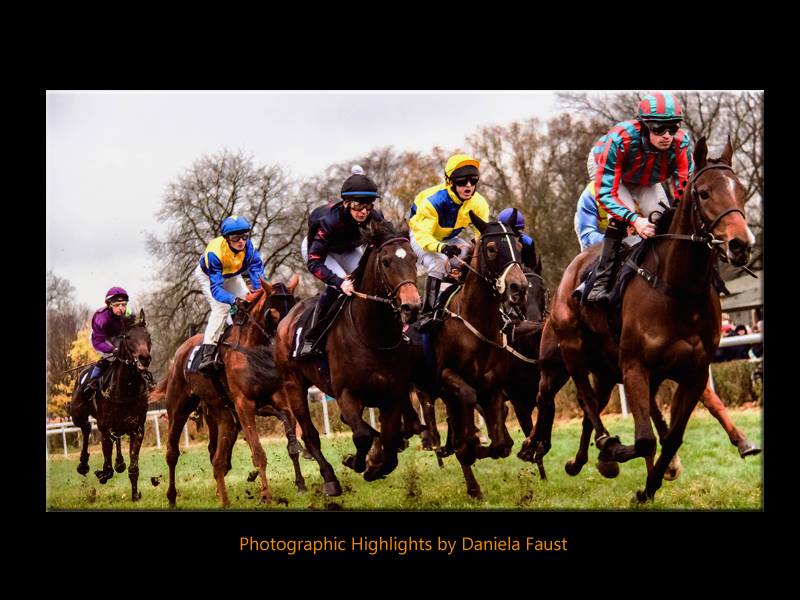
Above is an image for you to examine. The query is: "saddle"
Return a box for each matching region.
[290,293,347,360]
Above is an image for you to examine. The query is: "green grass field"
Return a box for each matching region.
[46,406,762,510]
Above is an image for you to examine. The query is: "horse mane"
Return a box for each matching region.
[349,220,405,287]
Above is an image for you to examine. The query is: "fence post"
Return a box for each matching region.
[708,365,716,393]
[369,407,376,429]
[153,413,161,449]
[618,384,628,418]
[322,394,331,437]
[183,423,190,448]
[62,428,68,457]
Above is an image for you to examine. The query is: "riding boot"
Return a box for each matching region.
[417,276,443,333]
[299,286,340,356]
[197,343,219,373]
[585,220,625,305]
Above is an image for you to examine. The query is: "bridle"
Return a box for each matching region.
[453,223,523,298]
[351,237,417,315]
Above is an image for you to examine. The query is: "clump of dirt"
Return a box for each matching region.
[247,470,259,482]
[151,476,162,487]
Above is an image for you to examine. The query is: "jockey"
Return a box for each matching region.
[408,153,490,329]
[498,207,537,269]
[81,286,135,397]
[298,165,385,356]
[585,91,693,304]
[194,215,266,372]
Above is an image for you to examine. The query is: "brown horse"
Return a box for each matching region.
[424,211,528,498]
[70,311,153,501]
[523,137,754,502]
[274,219,421,496]
[162,277,292,508]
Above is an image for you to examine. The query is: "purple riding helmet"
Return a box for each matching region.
[105,287,129,304]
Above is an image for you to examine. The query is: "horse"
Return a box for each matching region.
[419,211,528,498]
[161,277,296,508]
[522,137,754,502]
[69,310,153,501]
[273,219,421,496]
[417,259,549,469]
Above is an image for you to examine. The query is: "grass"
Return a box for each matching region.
[45,406,762,511]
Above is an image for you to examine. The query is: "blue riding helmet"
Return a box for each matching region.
[498,208,525,230]
[221,215,252,236]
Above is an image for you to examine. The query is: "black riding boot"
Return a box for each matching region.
[585,220,625,305]
[197,343,219,373]
[299,286,340,356]
[417,276,443,333]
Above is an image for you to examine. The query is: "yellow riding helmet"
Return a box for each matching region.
[445,154,481,180]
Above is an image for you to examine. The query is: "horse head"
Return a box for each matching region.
[121,309,152,370]
[690,136,754,267]
[358,219,421,324]
[523,260,548,323]
[469,210,528,306]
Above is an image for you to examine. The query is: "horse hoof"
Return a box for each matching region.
[634,489,651,504]
[132,491,142,502]
[596,459,620,479]
[115,462,127,474]
[738,441,762,458]
[95,470,111,484]
[302,451,314,460]
[323,481,342,497]
[77,463,90,476]
[295,482,307,493]
[664,456,683,481]
[468,488,484,500]
[342,454,366,473]
[564,459,584,477]
[363,469,384,482]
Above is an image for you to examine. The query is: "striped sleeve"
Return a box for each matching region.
[672,130,694,199]
[594,128,639,224]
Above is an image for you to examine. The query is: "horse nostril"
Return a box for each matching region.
[729,238,749,253]
[140,356,151,367]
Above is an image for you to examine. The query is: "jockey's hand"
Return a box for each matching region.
[441,244,461,258]
[340,279,355,296]
[632,216,656,239]
[229,298,248,315]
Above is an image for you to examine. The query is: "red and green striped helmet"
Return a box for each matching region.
[637,92,683,123]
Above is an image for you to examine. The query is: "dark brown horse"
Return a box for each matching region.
[70,311,153,501]
[274,219,421,496]
[162,277,292,508]
[523,137,754,502]
[424,211,528,498]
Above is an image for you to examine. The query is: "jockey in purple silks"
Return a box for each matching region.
[81,286,149,398]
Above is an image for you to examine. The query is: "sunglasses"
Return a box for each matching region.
[349,202,373,213]
[228,233,250,242]
[648,123,680,136]
[452,176,479,186]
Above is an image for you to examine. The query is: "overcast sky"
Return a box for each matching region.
[46,90,561,309]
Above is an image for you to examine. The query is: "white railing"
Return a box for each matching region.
[46,409,189,457]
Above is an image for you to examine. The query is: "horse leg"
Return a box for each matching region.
[166,391,198,509]
[484,390,512,459]
[700,385,761,458]
[267,396,307,492]
[128,426,145,501]
[604,363,656,467]
[364,398,405,481]
[592,375,622,478]
[440,368,483,499]
[338,389,374,474]
[649,392,682,481]
[229,392,271,504]
[94,431,114,484]
[73,414,92,476]
[209,404,237,508]
[637,379,705,502]
[284,379,341,496]
[114,437,126,473]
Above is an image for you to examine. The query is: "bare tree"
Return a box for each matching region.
[46,271,91,401]
[141,149,309,374]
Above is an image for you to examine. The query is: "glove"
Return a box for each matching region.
[230,298,249,315]
[441,244,460,258]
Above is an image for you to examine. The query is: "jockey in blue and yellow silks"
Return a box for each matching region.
[584,91,694,304]
[573,181,611,251]
[193,215,266,372]
[408,153,490,328]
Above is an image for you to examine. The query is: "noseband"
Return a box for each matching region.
[353,237,416,314]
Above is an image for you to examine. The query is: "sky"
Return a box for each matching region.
[46,90,561,309]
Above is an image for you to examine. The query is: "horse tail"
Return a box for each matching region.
[148,375,168,405]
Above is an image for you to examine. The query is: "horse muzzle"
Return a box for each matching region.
[137,355,152,368]
[727,237,752,267]
[400,301,421,324]
[507,280,528,307]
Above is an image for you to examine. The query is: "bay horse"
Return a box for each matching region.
[523,137,755,502]
[70,310,152,501]
[425,211,528,498]
[162,276,296,508]
[273,219,421,496]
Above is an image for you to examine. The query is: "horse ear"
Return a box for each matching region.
[287,273,300,294]
[139,309,146,326]
[469,210,487,234]
[535,255,543,275]
[259,276,272,294]
[720,135,734,165]
[694,136,708,169]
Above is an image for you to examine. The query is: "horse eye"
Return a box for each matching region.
[382,258,391,268]
[698,190,710,199]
